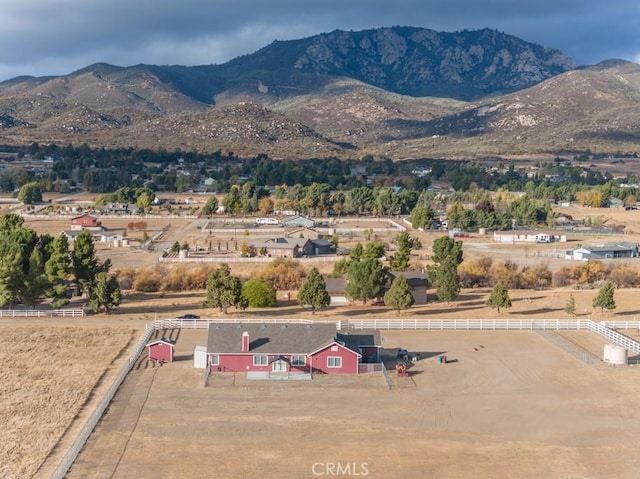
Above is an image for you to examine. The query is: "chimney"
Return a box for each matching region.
[242,331,250,352]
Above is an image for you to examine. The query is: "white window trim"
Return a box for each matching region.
[253,354,268,365]
[210,354,219,366]
[292,355,306,366]
[327,356,342,368]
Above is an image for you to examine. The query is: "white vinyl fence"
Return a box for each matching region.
[0,309,84,317]
[47,324,155,479]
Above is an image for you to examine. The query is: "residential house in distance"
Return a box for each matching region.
[251,237,334,258]
[493,231,567,244]
[324,276,348,306]
[565,242,639,261]
[70,215,102,231]
[206,323,381,375]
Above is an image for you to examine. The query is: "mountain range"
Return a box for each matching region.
[0,26,639,160]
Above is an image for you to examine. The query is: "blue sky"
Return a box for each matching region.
[1,0,638,82]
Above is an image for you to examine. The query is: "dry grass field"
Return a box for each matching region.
[0,326,137,479]
[66,329,640,479]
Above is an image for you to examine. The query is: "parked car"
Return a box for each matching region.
[177,314,200,319]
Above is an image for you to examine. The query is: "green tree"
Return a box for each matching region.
[72,229,110,296]
[20,247,49,307]
[203,264,245,314]
[408,203,433,229]
[384,274,415,313]
[202,195,219,216]
[435,259,460,303]
[486,280,512,312]
[297,267,330,314]
[90,272,122,313]
[565,293,576,316]
[592,281,616,313]
[0,213,24,230]
[390,231,422,271]
[345,259,386,304]
[45,234,72,307]
[431,236,463,266]
[17,181,42,204]
[0,248,24,307]
[241,279,277,308]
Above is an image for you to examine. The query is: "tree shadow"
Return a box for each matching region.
[516,307,563,315]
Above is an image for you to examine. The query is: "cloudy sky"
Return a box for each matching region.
[1,0,639,82]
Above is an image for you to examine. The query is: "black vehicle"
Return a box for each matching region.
[177,314,200,319]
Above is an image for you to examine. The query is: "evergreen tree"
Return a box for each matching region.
[297,267,330,314]
[345,258,387,304]
[90,272,122,313]
[384,274,415,313]
[389,231,422,271]
[565,293,576,316]
[45,233,72,307]
[20,247,49,307]
[0,249,24,307]
[431,236,464,266]
[408,203,433,229]
[72,229,110,296]
[592,281,616,313]
[486,280,512,312]
[435,259,460,303]
[203,264,245,314]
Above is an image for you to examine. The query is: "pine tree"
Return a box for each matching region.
[203,264,245,314]
[345,258,387,304]
[20,247,49,308]
[90,272,122,313]
[435,259,460,303]
[486,280,512,313]
[389,231,422,272]
[45,233,72,307]
[565,293,576,316]
[592,281,616,313]
[297,267,330,314]
[384,274,415,313]
[72,229,110,296]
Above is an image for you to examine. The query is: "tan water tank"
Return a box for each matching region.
[179,249,187,259]
[603,343,614,362]
[478,227,486,236]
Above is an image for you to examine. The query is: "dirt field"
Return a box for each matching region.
[65,328,640,479]
[0,326,137,479]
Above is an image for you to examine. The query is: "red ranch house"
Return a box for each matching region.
[147,338,176,363]
[206,323,380,375]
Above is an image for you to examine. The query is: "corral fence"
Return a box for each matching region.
[0,308,84,318]
[340,318,640,355]
[47,323,155,479]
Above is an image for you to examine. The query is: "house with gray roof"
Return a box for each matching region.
[206,323,380,374]
[565,241,639,261]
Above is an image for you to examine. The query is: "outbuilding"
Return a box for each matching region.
[147,338,176,363]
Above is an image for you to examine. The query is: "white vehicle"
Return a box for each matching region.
[255,217,279,225]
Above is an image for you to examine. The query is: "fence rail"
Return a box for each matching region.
[358,363,384,374]
[158,256,340,264]
[48,324,154,479]
[0,308,84,318]
[341,318,593,331]
[154,318,315,330]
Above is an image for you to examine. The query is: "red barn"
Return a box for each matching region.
[206,323,380,375]
[147,338,176,363]
[70,215,102,230]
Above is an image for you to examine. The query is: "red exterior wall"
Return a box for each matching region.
[148,343,173,362]
[210,354,311,373]
[310,344,359,374]
[71,215,99,227]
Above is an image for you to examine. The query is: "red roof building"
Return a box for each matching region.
[70,215,102,231]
